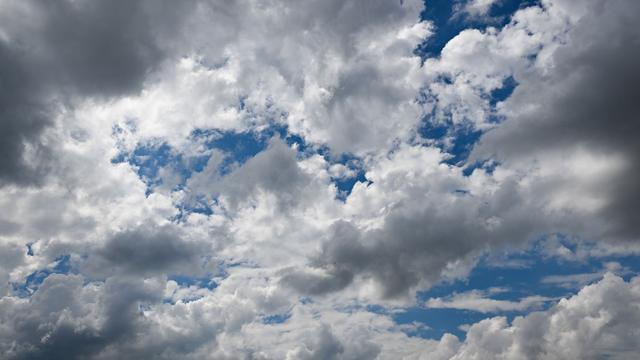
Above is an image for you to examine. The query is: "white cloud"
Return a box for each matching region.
[425,289,553,313]
[455,0,500,19]
[445,274,640,360]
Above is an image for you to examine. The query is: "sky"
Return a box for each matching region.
[1,0,640,359]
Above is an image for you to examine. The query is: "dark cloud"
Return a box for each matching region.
[0,274,162,360]
[471,0,640,241]
[284,183,545,298]
[0,42,51,185]
[95,224,204,276]
[0,0,196,186]
[34,0,171,97]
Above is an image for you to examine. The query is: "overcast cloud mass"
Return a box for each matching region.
[1,0,639,359]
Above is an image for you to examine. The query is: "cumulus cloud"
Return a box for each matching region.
[90,223,209,277]
[470,0,640,241]
[446,274,640,360]
[0,0,639,358]
[282,144,551,299]
[0,274,165,359]
[0,0,196,185]
[187,138,313,212]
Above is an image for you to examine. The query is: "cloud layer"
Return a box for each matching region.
[0,0,639,358]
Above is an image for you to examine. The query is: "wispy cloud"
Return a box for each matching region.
[425,288,554,313]
[541,262,633,289]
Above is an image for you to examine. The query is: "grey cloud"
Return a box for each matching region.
[471,0,640,241]
[0,274,163,360]
[0,42,51,185]
[31,0,198,97]
[94,224,205,276]
[188,138,313,212]
[287,325,345,360]
[284,181,544,298]
[0,242,26,295]
[0,218,21,235]
[0,0,196,186]
[0,243,25,270]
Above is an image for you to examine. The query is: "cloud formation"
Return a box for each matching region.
[448,274,640,360]
[0,0,195,185]
[0,0,639,358]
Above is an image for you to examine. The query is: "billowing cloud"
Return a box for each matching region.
[0,0,639,358]
[447,274,640,360]
[470,0,640,241]
[0,0,196,185]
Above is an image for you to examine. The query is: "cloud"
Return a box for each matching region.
[0,0,196,186]
[281,144,547,299]
[86,0,431,154]
[470,0,640,241]
[187,138,313,212]
[0,274,165,360]
[0,0,639,358]
[540,261,630,289]
[425,289,553,313]
[0,41,52,185]
[444,274,640,360]
[91,223,208,277]
[453,0,500,19]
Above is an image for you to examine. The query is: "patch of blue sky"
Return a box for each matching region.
[462,159,500,177]
[415,1,531,167]
[331,156,370,201]
[391,237,640,340]
[195,125,370,199]
[190,125,287,175]
[111,139,202,196]
[281,132,371,200]
[168,274,218,290]
[489,75,518,107]
[299,296,313,305]
[416,72,518,167]
[416,0,541,59]
[394,307,488,340]
[26,243,34,256]
[418,120,483,166]
[334,169,368,201]
[114,122,370,207]
[112,127,280,197]
[262,312,291,325]
[172,196,216,222]
[11,255,74,298]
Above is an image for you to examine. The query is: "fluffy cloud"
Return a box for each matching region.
[454,0,500,19]
[82,0,431,154]
[471,0,640,241]
[447,274,640,360]
[0,0,639,358]
[0,0,196,185]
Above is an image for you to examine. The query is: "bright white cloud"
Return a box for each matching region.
[447,274,640,360]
